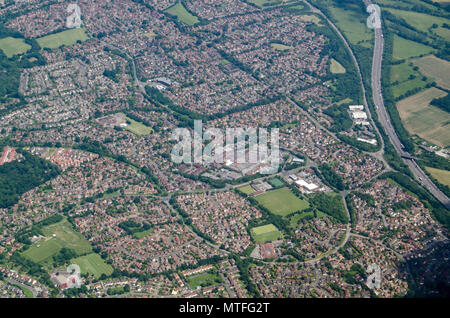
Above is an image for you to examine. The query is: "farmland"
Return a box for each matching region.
[251,224,283,243]
[71,253,113,278]
[165,2,199,26]
[392,35,434,60]
[36,28,88,49]
[413,55,450,90]
[22,218,92,263]
[397,88,450,148]
[0,37,31,58]
[426,167,450,187]
[254,188,309,216]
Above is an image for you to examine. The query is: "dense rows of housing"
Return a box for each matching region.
[0,0,448,298]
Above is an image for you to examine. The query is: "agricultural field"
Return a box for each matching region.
[22,218,92,263]
[426,167,450,187]
[237,185,256,195]
[71,253,113,278]
[391,76,433,100]
[326,4,373,47]
[185,270,222,288]
[250,224,283,243]
[124,117,152,136]
[165,2,199,26]
[385,8,450,40]
[392,35,434,60]
[255,188,309,216]
[0,37,31,58]
[397,87,450,148]
[330,58,346,74]
[36,28,88,49]
[413,55,450,90]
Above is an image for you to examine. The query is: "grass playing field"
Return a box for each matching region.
[22,218,92,263]
[71,253,113,278]
[0,37,31,58]
[426,167,450,187]
[267,177,285,188]
[165,2,199,26]
[392,35,434,60]
[413,55,450,90]
[37,28,88,49]
[237,185,256,195]
[251,224,282,243]
[330,58,346,74]
[397,87,450,148]
[124,117,152,136]
[185,270,222,288]
[255,188,309,216]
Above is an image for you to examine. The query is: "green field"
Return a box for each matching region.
[251,224,283,243]
[133,228,154,239]
[289,210,327,228]
[267,177,285,188]
[22,218,92,263]
[165,2,199,26]
[71,253,113,278]
[298,14,323,26]
[386,8,450,37]
[392,35,434,60]
[37,28,88,49]
[124,117,152,136]
[237,185,256,195]
[270,43,292,51]
[397,87,450,148]
[426,167,450,187]
[185,270,222,288]
[248,0,295,8]
[0,37,31,58]
[326,4,373,46]
[330,58,346,74]
[413,55,450,90]
[255,188,309,216]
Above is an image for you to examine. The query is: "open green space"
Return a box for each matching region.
[255,188,309,216]
[165,2,199,26]
[36,28,88,49]
[270,43,292,51]
[330,58,346,74]
[413,55,450,90]
[124,116,152,136]
[392,35,434,60]
[426,167,450,187]
[0,37,31,58]
[133,228,154,239]
[71,253,113,278]
[250,224,283,243]
[185,270,222,288]
[397,87,450,148]
[237,185,256,195]
[267,177,285,188]
[22,218,92,263]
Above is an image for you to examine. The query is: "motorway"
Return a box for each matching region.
[366,0,450,209]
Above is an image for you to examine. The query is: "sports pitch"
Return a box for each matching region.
[71,253,113,278]
[0,37,31,58]
[255,188,309,216]
[22,218,92,263]
[37,28,88,49]
[124,117,152,136]
[251,224,282,243]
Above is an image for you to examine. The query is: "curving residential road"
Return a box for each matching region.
[365,0,450,209]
